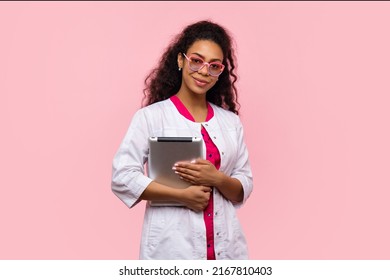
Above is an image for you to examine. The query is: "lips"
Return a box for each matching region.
[193,77,209,87]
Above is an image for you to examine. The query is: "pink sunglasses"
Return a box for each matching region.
[182,53,225,77]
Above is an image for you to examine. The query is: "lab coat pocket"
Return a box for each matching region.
[232,214,248,259]
[145,207,166,248]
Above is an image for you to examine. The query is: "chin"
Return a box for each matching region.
[190,88,209,96]
[189,84,214,96]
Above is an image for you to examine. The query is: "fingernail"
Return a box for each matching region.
[190,159,196,163]
[172,166,176,170]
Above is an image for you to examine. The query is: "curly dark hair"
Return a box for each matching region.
[142,20,240,114]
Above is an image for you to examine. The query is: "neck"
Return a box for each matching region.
[175,92,208,122]
[176,92,207,110]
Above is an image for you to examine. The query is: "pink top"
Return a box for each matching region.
[170,95,220,260]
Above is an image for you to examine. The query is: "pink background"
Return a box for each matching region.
[1,2,390,259]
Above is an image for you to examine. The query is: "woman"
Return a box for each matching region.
[111,20,253,260]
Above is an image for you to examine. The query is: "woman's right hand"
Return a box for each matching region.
[179,185,211,212]
[140,181,211,212]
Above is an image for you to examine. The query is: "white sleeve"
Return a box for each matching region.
[230,120,253,208]
[111,109,153,208]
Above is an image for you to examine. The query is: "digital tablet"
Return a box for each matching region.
[147,136,203,206]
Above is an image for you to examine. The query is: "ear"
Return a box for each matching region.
[177,53,184,69]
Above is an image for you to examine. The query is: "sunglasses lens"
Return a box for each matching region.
[186,54,224,76]
[209,63,224,76]
[189,58,203,71]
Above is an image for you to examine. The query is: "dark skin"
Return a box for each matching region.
[140,39,244,211]
[173,158,244,204]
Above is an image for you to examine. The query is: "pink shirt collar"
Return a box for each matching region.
[170,95,214,122]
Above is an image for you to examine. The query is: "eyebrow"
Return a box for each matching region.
[190,52,223,63]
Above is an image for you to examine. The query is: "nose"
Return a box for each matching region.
[197,64,209,76]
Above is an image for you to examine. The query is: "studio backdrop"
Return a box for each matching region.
[1,1,390,259]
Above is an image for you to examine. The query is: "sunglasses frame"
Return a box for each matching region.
[182,53,225,77]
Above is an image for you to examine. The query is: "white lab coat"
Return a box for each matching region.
[111,98,253,259]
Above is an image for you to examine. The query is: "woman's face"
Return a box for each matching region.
[178,39,224,97]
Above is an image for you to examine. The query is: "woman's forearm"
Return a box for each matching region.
[140,181,212,212]
[213,172,244,204]
[140,181,181,202]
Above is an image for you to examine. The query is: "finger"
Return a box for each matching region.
[174,160,190,166]
[189,158,213,166]
[193,158,210,165]
[174,168,194,178]
[173,166,199,176]
[174,159,198,165]
[179,175,195,184]
[173,162,198,171]
[175,171,197,184]
[174,159,206,168]
[201,186,212,192]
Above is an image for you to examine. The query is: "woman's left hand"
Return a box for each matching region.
[172,158,221,187]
